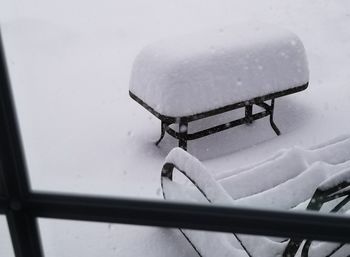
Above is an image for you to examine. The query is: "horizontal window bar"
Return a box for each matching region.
[29,192,350,243]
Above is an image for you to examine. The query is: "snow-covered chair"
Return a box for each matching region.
[130,24,309,150]
[161,136,350,257]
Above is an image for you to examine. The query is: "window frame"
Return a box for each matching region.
[0,31,349,257]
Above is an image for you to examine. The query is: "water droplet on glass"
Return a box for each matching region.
[180,125,187,133]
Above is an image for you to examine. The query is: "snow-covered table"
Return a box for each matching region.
[129,24,309,150]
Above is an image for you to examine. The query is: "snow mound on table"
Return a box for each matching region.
[130,23,309,117]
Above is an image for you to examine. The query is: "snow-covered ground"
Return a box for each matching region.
[1,0,350,256]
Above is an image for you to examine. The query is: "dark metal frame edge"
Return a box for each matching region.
[130,83,308,149]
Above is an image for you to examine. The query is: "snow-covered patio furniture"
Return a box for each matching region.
[161,135,350,257]
[129,24,309,150]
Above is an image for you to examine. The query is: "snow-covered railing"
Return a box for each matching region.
[130,24,309,149]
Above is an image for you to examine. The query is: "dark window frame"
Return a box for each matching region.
[0,32,350,257]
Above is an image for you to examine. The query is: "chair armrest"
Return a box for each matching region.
[284,169,350,257]
[318,168,350,193]
[161,147,232,205]
[306,168,350,212]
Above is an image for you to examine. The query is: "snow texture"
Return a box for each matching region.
[219,135,350,204]
[2,1,350,256]
[162,135,350,257]
[130,24,309,117]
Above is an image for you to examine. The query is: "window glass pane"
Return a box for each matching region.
[0,215,15,257]
[38,218,195,257]
[38,218,350,257]
[2,0,350,214]
[1,1,350,256]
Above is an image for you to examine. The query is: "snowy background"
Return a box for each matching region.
[1,0,350,256]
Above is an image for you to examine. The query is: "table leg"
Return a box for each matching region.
[156,121,167,145]
[245,104,253,124]
[269,99,281,136]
